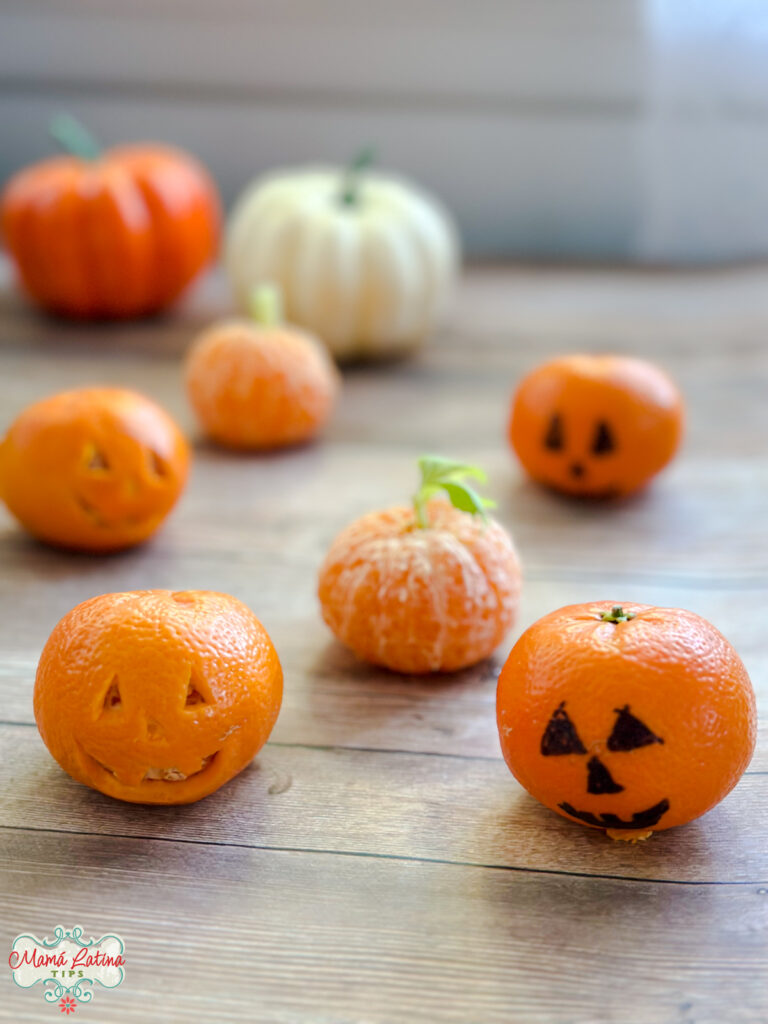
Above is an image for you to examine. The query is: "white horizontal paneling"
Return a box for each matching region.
[0,0,645,105]
[2,0,768,260]
[0,94,640,259]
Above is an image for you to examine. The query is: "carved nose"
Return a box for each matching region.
[570,462,586,479]
[587,755,624,795]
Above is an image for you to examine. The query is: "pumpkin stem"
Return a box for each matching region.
[248,283,283,327]
[49,114,101,160]
[412,455,496,529]
[339,146,376,206]
[600,605,636,624]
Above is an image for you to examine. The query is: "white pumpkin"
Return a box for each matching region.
[225,159,459,360]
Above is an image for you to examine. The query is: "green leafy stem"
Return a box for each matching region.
[339,146,376,206]
[49,114,101,160]
[413,456,496,528]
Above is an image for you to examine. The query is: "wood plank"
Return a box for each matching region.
[0,725,765,885]
[1,261,767,1019]
[2,830,767,1024]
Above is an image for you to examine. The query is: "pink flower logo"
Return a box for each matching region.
[59,995,77,1015]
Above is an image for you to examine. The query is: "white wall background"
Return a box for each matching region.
[1,0,767,261]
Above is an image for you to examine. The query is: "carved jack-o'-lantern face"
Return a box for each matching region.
[497,602,757,837]
[34,591,284,805]
[508,355,684,498]
[0,387,189,551]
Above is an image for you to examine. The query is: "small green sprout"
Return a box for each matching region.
[412,455,496,528]
[248,282,284,327]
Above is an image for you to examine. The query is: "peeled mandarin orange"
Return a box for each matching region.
[0,387,189,552]
[34,590,283,805]
[497,602,756,839]
[185,284,339,449]
[318,457,522,673]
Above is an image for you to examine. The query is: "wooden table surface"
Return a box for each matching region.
[1,263,767,1023]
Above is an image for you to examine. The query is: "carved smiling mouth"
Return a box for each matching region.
[559,798,670,830]
[79,744,219,784]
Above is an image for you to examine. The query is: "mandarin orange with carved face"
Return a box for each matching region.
[0,387,189,551]
[497,603,756,839]
[508,355,684,498]
[34,590,283,805]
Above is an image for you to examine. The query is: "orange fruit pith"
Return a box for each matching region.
[508,355,684,498]
[34,590,283,805]
[318,498,522,674]
[0,387,189,552]
[497,602,757,833]
[185,319,340,449]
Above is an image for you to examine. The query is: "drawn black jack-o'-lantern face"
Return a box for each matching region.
[540,701,669,830]
[508,355,685,499]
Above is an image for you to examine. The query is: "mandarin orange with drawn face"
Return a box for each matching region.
[34,590,283,805]
[0,387,189,551]
[497,602,756,838]
[508,355,684,498]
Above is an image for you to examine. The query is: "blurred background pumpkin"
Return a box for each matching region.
[2,1,766,264]
[0,115,220,319]
[226,152,459,360]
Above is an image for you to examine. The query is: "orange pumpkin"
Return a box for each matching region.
[508,355,684,498]
[0,116,220,319]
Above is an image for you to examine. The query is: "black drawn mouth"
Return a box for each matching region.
[558,798,670,830]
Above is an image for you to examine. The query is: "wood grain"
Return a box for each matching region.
[4,831,766,1024]
[1,261,767,1021]
[1,724,766,885]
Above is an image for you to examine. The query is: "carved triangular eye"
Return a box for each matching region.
[147,449,169,479]
[185,683,207,707]
[607,705,663,751]
[102,677,122,712]
[541,701,587,755]
[184,669,209,708]
[544,413,564,451]
[591,420,615,455]
[84,444,110,472]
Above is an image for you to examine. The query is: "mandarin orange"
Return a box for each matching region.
[318,457,522,673]
[497,602,756,838]
[34,590,283,804]
[185,285,339,449]
[509,355,684,498]
[0,387,189,552]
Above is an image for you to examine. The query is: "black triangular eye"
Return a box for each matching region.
[541,701,587,755]
[591,420,615,455]
[543,413,564,451]
[607,705,663,751]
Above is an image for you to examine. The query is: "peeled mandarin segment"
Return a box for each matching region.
[0,387,189,552]
[496,602,757,836]
[33,590,283,805]
[508,355,684,498]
